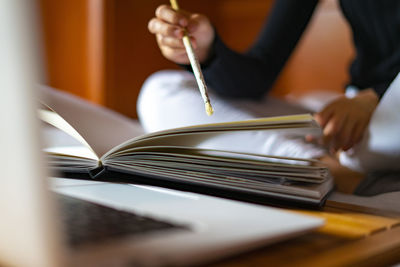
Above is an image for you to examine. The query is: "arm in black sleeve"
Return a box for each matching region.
[200,0,319,99]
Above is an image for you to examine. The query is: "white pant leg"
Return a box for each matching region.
[137,70,326,159]
[138,70,254,132]
[340,73,400,172]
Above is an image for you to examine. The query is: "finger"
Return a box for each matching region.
[148,18,183,38]
[155,4,188,26]
[341,122,358,151]
[315,106,334,128]
[336,118,354,151]
[349,119,368,148]
[186,13,206,34]
[189,36,197,49]
[160,45,188,62]
[157,34,197,50]
[158,35,185,49]
[305,134,323,147]
[186,19,199,34]
[322,114,346,147]
[305,134,315,143]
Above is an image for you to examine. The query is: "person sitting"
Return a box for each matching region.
[138,0,400,194]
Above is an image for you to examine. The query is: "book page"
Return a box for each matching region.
[39,85,321,165]
[38,86,144,157]
[105,145,326,178]
[104,116,321,159]
[39,108,97,158]
[104,145,332,200]
[41,120,99,167]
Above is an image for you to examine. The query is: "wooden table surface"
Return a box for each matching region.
[210,200,400,267]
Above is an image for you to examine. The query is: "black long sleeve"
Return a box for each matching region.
[201,0,318,99]
[185,0,400,99]
[339,0,400,98]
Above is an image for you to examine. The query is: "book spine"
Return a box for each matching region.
[88,165,107,179]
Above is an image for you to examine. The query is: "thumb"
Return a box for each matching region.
[314,106,333,128]
[313,112,325,127]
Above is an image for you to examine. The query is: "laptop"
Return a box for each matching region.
[0,2,324,267]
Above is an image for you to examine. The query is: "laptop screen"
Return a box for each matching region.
[0,1,65,266]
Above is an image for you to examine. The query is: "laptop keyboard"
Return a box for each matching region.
[57,194,190,248]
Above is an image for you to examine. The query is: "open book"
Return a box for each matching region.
[40,87,333,207]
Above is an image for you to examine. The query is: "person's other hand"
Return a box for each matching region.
[314,89,379,152]
[148,5,214,65]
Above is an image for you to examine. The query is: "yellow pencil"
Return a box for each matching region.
[170,0,214,116]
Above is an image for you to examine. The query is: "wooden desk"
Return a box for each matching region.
[210,201,400,267]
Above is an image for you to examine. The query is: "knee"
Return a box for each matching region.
[138,70,174,108]
[137,70,199,132]
[137,70,186,118]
